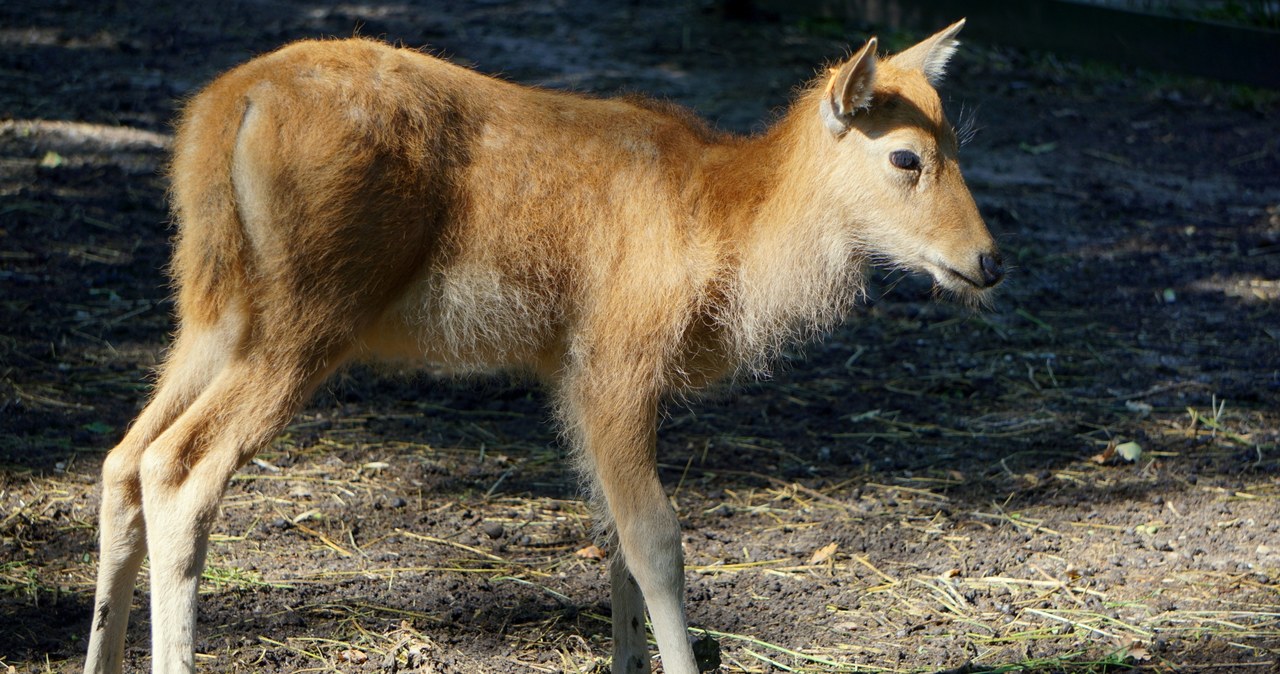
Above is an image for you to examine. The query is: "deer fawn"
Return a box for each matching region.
[84,20,1001,674]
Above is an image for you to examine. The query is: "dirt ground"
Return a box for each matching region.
[1,1,1278,673]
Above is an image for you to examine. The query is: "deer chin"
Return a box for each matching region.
[920,259,993,305]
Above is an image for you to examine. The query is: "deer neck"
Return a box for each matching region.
[695,95,870,373]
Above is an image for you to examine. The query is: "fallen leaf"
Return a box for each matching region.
[1091,439,1142,465]
[338,649,367,664]
[1116,441,1143,462]
[808,542,838,565]
[575,544,606,561]
[1121,638,1152,662]
[1090,439,1117,464]
[1135,520,1163,536]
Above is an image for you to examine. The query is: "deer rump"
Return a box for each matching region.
[84,21,999,674]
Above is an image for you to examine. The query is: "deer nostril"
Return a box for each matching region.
[979,252,1004,287]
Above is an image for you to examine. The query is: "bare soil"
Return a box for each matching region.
[1,2,1278,673]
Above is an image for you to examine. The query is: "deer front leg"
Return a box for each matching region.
[610,550,650,674]
[605,468,695,674]
[563,373,698,674]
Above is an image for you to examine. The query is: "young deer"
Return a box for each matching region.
[84,20,1001,674]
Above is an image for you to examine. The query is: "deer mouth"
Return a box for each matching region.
[940,265,984,289]
[923,260,984,293]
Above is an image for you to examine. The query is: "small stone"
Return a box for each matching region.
[482,522,505,539]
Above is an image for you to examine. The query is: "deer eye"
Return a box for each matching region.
[890,150,921,171]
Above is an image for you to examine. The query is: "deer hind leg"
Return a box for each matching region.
[138,333,346,674]
[563,371,698,674]
[609,547,650,674]
[84,315,242,674]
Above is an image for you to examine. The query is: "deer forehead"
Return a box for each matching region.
[860,69,956,153]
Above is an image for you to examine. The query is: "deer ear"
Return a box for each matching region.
[891,18,965,86]
[821,37,878,135]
